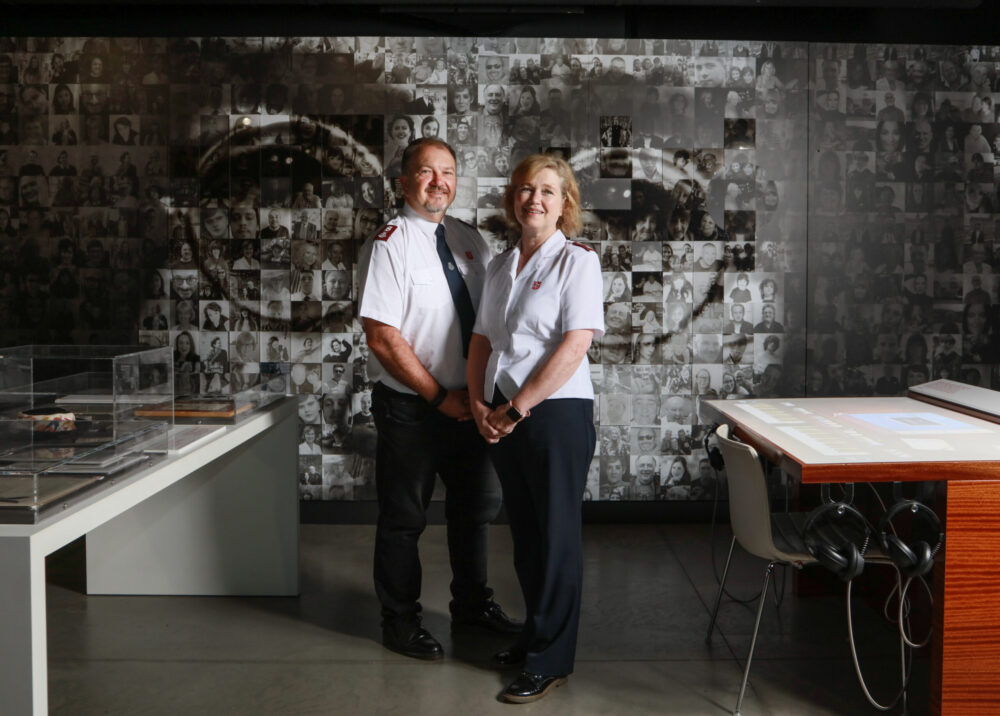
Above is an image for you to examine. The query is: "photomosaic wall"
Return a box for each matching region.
[2,35,829,501]
[807,43,1000,400]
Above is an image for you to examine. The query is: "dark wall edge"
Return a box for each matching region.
[2,3,1000,45]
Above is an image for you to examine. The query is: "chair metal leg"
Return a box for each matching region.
[770,564,782,606]
[734,561,775,716]
[706,534,737,642]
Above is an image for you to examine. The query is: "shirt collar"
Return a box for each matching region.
[505,229,566,275]
[538,229,567,257]
[401,202,443,238]
[517,228,566,259]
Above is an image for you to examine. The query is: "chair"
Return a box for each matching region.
[705,424,815,715]
[705,426,906,715]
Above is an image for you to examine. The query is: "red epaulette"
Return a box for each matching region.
[374,224,399,241]
[571,241,595,252]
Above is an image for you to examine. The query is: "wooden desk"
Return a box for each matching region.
[703,396,1000,716]
[0,398,299,716]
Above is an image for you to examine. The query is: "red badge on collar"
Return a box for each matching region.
[465,251,474,259]
[532,281,542,290]
[374,224,398,241]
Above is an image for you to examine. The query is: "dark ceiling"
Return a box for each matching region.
[1,0,995,44]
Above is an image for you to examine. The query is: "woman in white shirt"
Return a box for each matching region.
[467,154,603,704]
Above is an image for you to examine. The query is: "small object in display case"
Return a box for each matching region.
[15,407,77,434]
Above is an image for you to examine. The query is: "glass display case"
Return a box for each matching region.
[0,345,174,523]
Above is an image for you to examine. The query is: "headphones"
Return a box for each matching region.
[704,424,725,472]
[878,484,944,579]
[803,484,872,582]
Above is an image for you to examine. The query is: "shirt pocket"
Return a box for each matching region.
[517,291,561,338]
[409,267,452,309]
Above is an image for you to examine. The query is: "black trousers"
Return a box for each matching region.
[489,392,596,676]
[371,382,502,623]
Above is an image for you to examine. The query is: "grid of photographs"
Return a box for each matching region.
[1,36,822,501]
[808,43,1000,399]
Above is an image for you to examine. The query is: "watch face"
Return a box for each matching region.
[506,405,522,422]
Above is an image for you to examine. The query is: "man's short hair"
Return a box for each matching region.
[400,138,457,174]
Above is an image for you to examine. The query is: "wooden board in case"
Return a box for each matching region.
[134,399,253,420]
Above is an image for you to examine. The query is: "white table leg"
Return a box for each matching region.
[0,536,47,715]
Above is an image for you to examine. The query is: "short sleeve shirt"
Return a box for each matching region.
[357,204,491,393]
[473,230,604,402]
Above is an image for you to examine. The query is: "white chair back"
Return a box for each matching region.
[715,424,779,561]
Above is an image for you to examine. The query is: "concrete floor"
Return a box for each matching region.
[45,523,929,715]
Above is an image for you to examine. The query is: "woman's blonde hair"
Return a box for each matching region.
[503,153,583,237]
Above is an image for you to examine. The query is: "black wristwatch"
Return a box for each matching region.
[428,385,448,408]
[505,402,524,423]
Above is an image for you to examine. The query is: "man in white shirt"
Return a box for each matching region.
[962,243,992,274]
[290,270,319,301]
[321,240,350,271]
[358,138,518,661]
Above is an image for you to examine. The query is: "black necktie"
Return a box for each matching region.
[435,223,475,358]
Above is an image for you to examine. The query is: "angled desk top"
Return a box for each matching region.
[702,396,1000,484]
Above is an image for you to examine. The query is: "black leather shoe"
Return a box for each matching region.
[451,600,523,634]
[501,672,567,703]
[382,620,443,661]
[492,646,526,668]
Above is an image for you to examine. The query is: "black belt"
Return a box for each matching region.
[374,381,466,404]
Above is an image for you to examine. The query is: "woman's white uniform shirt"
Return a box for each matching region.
[474,230,604,402]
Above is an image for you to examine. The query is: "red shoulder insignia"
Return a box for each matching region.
[571,241,595,252]
[374,224,398,242]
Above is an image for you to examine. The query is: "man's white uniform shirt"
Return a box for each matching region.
[473,230,604,403]
[358,203,491,393]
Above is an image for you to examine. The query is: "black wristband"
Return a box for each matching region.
[428,384,448,408]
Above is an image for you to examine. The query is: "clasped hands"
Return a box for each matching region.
[471,401,529,444]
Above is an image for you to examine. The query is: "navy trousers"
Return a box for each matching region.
[372,382,502,624]
[489,393,596,676]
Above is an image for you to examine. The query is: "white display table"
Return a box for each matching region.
[0,397,299,716]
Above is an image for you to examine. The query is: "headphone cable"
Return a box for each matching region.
[846,574,911,712]
[867,482,935,649]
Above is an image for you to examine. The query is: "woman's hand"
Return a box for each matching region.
[472,400,505,444]
[484,403,530,438]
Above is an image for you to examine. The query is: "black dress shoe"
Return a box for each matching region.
[491,646,526,668]
[382,620,443,661]
[501,672,567,703]
[451,600,523,634]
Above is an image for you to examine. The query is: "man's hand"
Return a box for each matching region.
[437,388,472,421]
